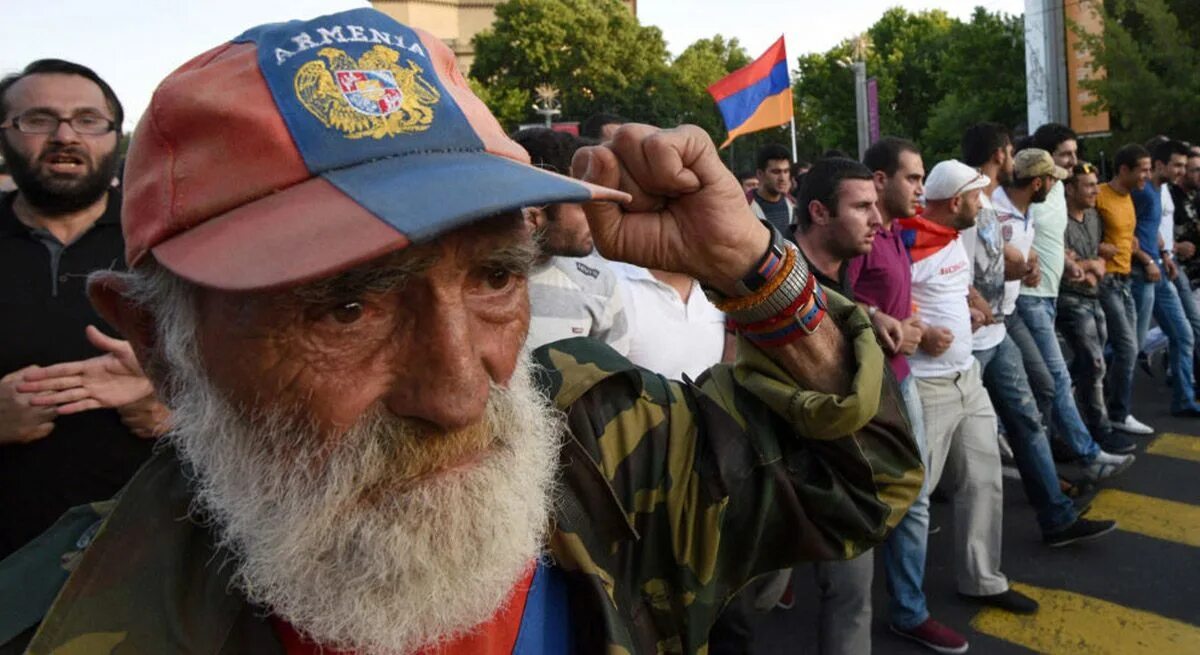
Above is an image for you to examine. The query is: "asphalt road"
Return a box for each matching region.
[753,365,1200,654]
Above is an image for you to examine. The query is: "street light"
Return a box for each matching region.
[531,84,561,128]
[837,34,872,160]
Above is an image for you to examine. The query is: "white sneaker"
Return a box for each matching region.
[1113,415,1154,435]
[1083,451,1135,481]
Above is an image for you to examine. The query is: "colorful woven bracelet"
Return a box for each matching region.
[741,281,828,348]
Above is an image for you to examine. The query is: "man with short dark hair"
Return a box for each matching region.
[1170,148,1200,280]
[749,143,795,235]
[1129,139,1200,415]
[0,59,167,558]
[1096,144,1158,431]
[579,112,627,141]
[512,128,630,355]
[786,157,882,655]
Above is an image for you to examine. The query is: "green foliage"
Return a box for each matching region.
[1075,0,1200,146]
[792,7,1025,164]
[470,0,673,129]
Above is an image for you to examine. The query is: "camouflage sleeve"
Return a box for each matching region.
[534,287,921,640]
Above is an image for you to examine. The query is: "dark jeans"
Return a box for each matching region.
[1057,293,1111,435]
[1098,275,1138,422]
[975,336,1077,534]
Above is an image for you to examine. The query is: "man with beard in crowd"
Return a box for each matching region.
[514,128,630,355]
[0,59,167,559]
[1170,147,1200,282]
[0,9,920,654]
[898,160,1038,650]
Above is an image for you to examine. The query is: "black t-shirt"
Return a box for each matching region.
[0,191,153,558]
[799,247,854,301]
[754,191,793,236]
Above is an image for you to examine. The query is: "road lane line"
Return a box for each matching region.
[971,582,1200,654]
[1147,433,1200,464]
[1088,489,1200,547]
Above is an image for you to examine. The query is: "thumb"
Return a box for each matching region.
[86,325,129,356]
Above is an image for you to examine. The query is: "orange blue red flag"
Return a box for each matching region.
[707,36,793,148]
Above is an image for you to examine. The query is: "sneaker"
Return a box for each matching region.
[1095,430,1136,454]
[959,588,1039,614]
[1044,517,1118,547]
[1113,415,1154,435]
[1083,451,1135,481]
[891,618,969,654]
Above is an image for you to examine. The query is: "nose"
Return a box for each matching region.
[48,118,81,144]
[382,295,492,432]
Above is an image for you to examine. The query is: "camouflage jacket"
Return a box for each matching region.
[0,291,922,655]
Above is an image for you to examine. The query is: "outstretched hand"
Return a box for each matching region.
[17,325,155,414]
[572,124,769,296]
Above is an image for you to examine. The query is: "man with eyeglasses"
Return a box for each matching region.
[513,127,631,355]
[0,59,166,558]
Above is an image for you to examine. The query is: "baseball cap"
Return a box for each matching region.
[923,160,991,201]
[122,8,629,291]
[1013,148,1069,181]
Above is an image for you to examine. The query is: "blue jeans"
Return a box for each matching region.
[1057,293,1111,435]
[1131,267,1200,412]
[975,336,1077,534]
[885,374,932,630]
[1098,275,1138,422]
[1013,297,1102,462]
[1004,312,1057,442]
[1172,268,1200,382]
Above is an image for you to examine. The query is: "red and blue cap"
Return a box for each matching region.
[122,7,627,291]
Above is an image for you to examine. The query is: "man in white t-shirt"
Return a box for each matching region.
[898,160,1039,626]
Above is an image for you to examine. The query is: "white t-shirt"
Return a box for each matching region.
[1161,183,1176,251]
[526,254,631,355]
[993,186,1035,316]
[610,263,726,380]
[909,238,977,378]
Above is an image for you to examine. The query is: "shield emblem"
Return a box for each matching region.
[335,70,403,117]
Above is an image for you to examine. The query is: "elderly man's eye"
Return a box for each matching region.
[330,301,365,324]
[486,268,514,290]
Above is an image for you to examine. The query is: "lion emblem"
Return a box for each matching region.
[294,45,441,139]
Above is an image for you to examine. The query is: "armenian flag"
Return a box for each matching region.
[707,37,793,148]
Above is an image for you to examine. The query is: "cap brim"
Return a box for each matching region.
[151,152,629,291]
[1052,165,1069,180]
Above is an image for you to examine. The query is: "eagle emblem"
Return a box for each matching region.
[294,45,440,139]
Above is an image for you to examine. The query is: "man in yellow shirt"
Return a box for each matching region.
[1094,144,1155,434]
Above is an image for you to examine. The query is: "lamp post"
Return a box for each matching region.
[531,84,561,128]
[839,34,872,160]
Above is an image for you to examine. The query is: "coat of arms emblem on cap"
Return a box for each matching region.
[294,45,440,139]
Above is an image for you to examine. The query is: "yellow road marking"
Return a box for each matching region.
[1147,433,1200,464]
[1087,489,1200,548]
[971,582,1200,654]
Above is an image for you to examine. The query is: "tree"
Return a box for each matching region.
[1075,0,1200,146]
[470,0,673,130]
[789,7,1025,163]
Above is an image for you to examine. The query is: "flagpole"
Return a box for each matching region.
[789,117,798,163]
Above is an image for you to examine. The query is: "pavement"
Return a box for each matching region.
[753,365,1200,654]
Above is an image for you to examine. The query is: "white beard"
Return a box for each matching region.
[159,326,563,653]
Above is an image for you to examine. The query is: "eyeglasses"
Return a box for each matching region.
[0,110,116,136]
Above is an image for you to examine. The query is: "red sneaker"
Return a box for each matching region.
[890,618,969,653]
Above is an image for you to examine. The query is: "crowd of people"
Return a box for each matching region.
[0,6,1191,655]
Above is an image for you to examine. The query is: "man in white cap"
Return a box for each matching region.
[891,160,1037,654]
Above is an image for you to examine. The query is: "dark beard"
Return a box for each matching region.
[1,137,118,215]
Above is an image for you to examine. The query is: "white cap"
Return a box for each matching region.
[924,160,991,201]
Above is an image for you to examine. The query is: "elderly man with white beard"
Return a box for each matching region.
[0,9,921,655]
